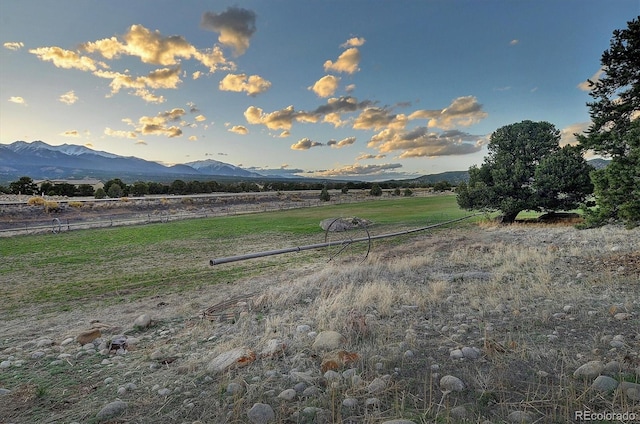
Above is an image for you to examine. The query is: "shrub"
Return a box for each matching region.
[319,187,330,202]
[44,201,60,213]
[94,188,106,199]
[68,201,83,208]
[107,183,123,198]
[27,197,46,206]
[369,184,382,196]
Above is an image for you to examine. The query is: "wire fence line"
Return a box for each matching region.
[1,193,432,237]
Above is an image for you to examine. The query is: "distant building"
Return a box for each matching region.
[34,179,104,191]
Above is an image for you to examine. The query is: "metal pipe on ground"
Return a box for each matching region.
[209,214,479,266]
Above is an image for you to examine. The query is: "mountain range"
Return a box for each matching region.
[0,141,265,183]
[0,140,608,186]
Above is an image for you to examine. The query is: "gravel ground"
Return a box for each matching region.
[0,221,638,423]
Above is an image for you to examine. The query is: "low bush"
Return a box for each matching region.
[44,201,60,213]
[68,201,83,208]
[27,197,46,206]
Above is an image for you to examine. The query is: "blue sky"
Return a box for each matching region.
[1,1,637,180]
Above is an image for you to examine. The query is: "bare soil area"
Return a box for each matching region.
[0,220,638,423]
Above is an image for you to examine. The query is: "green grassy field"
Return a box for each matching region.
[1,195,475,315]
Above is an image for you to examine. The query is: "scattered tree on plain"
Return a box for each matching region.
[319,186,330,201]
[9,176,38,195]
[104,179,128,197]
[370,183,383,196]
[94,188,106,199]
[456,120,593,223]
[107,183,123,198]
[76,184,95,197]
[577,17,640,227]
[130,181,149,197]
[433,181,452,192]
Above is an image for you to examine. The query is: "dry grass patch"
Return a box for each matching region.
[1,223,638,423]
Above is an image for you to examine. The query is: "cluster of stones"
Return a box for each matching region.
[2,283,639,424]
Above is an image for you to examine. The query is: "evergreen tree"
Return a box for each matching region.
[577,17,640,227]
[457,120,593,223]
[369,183,382,196]
[319,186,330,201]
[9,176,37,195]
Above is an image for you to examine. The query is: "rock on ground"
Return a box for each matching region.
[620,382,640,401]
[96,400,127,421]
[507,410,533,423]
[247,402,275,423]
[591,375,618,393]
[439,375,465,392]
[312,330,346,351]
[133,314,151,329]
[573,360,604,380]
[207,347,256,373]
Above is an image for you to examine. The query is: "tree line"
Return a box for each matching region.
[0,176,449,199]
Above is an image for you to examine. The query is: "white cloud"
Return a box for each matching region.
[8,96,26,105]
[327,136,356,148]
[160,108,187,121]
[92,66,181,102]
[3,41,24,51]
[510,39,519,46]
[291,138,323,150]
[194,114,207,122]
[59,90,78,105]
[60,130,80,137]
[560,122,590,146]
[229,125,248,134]
[314,163,402,178]
[408,96,488,129]
[82,25,231,72]
[324,47,361,74]
[104,127,137,139]
[30,24,233,104]
[368,128,486,158]
[356,153,386,160]
[112,108,187,138]
[341,37,366,48]
[245,105,300,130]
[353,108,407,130]
[310,75,340,98]
[219,73,271,96]
[578,68,605,91]
[29,46,103,71]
